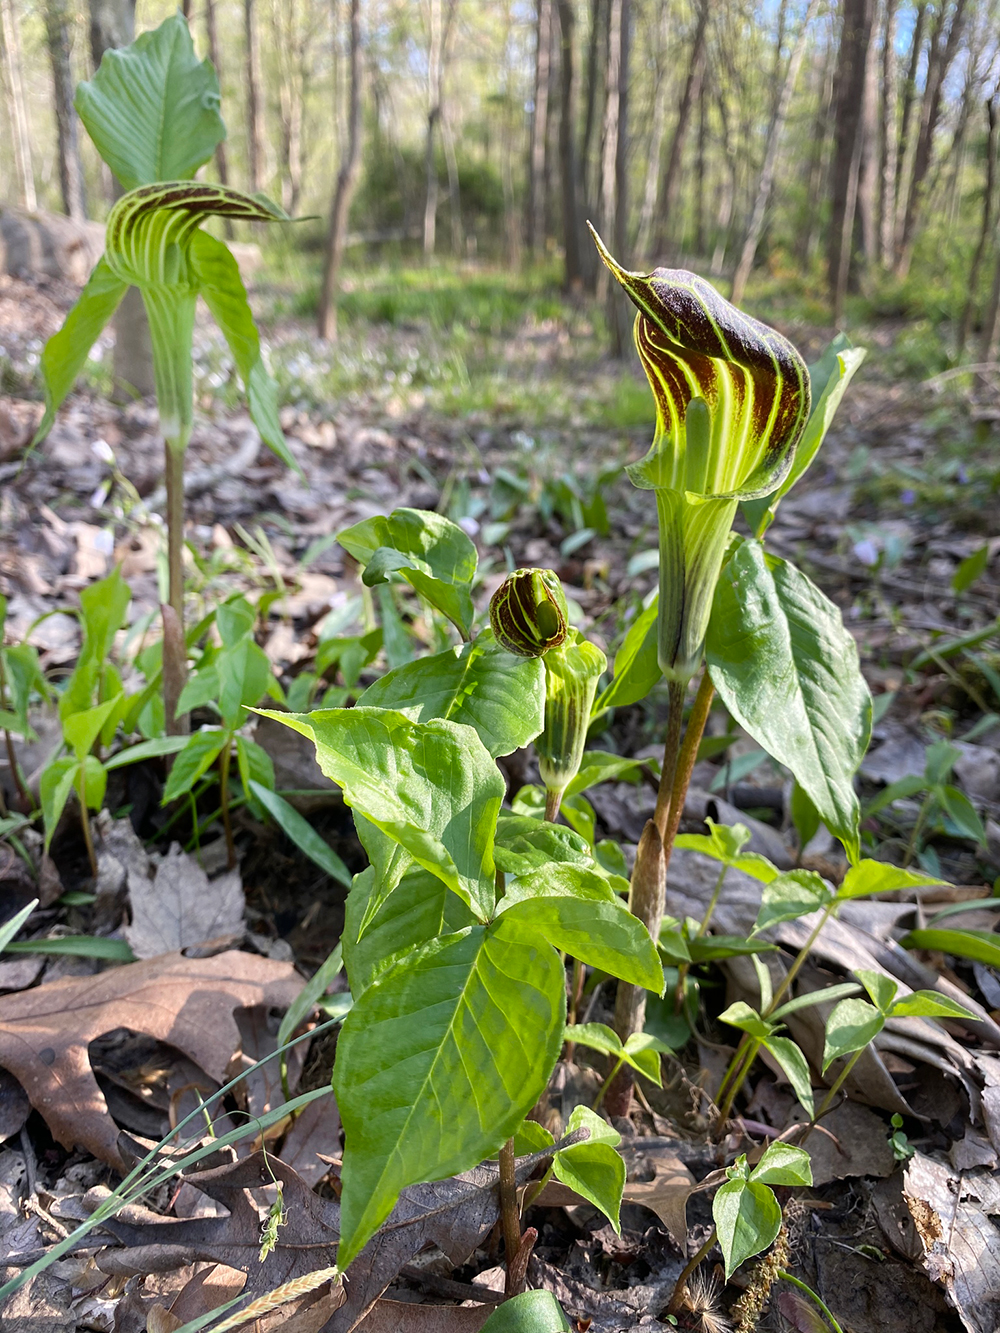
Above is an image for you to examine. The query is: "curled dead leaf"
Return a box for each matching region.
[0,950,301,1168]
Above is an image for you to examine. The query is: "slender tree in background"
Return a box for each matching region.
[652,0,708,260]
[89,0,154,402]
[828,0,875,320]
[44,0,87,220]
[318,0,362,340]
[960,89,999,353]
[580,0,605,216]
[634,3,670,260]
[526,0,553,254]
[244,0,265,194]
[596,0,623,302]
[1,0,37,212]
[878,0,900,268]
[732,0,820,305]
[422,0,459,259]
[556,0,584,289]
[896,0,970,276]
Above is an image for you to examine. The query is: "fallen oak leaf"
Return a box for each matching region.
[99,1139,584,1331]
[0,949,301,1169]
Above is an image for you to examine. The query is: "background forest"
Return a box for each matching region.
[1,3,1000,1333]
[2,0,1000,354]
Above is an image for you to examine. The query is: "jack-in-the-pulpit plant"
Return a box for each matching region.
[591,226,811,684]
[259,530,663,1268]
[31,15,296,729]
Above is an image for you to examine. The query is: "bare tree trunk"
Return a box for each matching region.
[318,0,361,341]
[204,0,229,190]
[896,0,970,277]
[1,0,37,212]
[893,0,927,247]
[527,0,553,253]
[731,0,820,305]
[44,0,87,220]
[653,0,708,259]
[634,2,669,260]
[244,0,265,193]
[960,93,999,353]
[856,0,881,269]
[878,0,899,266]
[556,0,585,289]
[607,0,631,355]
[441,112,463,255]
[89,0,155,401]
[796,22,834,265]
[828,0,876,320]
[273,0,306,216]
[580,0,604,210]
[422,0,459,260]
[596,0,622,298]
[711,90,736,274]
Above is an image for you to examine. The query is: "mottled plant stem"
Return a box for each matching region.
[219,742,235,870]
[498,1137,522,1297]
[544,787,562,822]
[77,764,97,880]
[162,442,189,737]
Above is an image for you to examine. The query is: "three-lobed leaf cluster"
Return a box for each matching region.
[261,508,664,1267]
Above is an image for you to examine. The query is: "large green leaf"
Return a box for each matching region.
[256,708,504,925]
[493,814,605,878]
[742,335,867,537]
[594,597,660,713]
[75,13,224,191]
[497,867,661,991]
[34,258,127,443]
[359,635,544,758]
[338,509,478,639]
[707,539,871,861]
[713,1178,782,1279]
[343,865,476,995]
[189,231,299,474]
[334,917,566,1267]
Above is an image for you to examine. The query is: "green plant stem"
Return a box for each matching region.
[0,655,33,811]
[715,1038,762,1127]
[162,442,189,737]
[593,1053,627,1111]
[653,679,687,839]
[714,898,839,1135]
[902,791,933,868]
[544,787,562,822]
[777,1270,844,1333]
[498,1136,521,1297]
[76,766,97,881]
[667,1227,717,1316]
[219,741,235,870]
[676,859,728,1011]
[661,671,715,872]
[767,899,837,1016]
[800,1046,868,1146]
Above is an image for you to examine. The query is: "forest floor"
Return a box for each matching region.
[0,257,999,1333]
